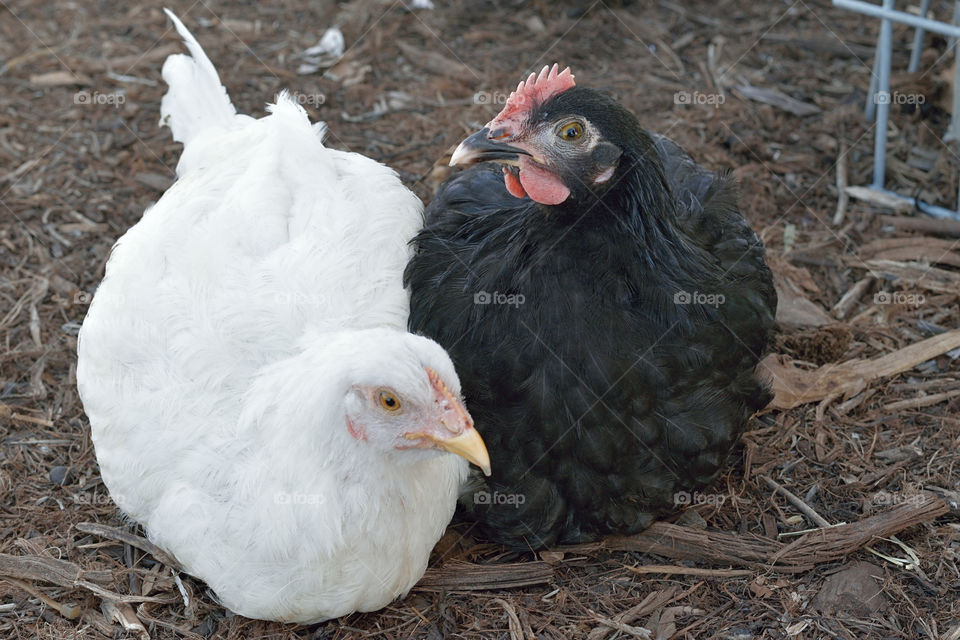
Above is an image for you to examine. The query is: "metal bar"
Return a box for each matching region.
[944,0,960,143]
[955,175,960,215]
[866,41,880,122]
[872,0,894,189]
[954,2,960,211]
[917,200,960,220]
[833,0,960,38]
[952,0,960,49]
[950,32,960,141]
[916,199,960,219]
[863,187,960,220]
[908,0,932,72]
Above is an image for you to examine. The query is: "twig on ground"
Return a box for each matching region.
[626,565,753,577]
[76,522,181,571]
[831,276,872,320]
[4,577,82,620]
[591,612,651,639]
[880,389,960,412]
[761,475,832,528]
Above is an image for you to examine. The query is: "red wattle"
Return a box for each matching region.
[503,167,527,199]
[517,156,570,205]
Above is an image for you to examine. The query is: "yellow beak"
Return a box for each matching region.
[428,427,491,476]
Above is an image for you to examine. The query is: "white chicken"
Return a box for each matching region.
[76,9,490,624]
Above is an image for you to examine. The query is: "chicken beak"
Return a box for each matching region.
[427,427,491,476]
[449,127,529,167]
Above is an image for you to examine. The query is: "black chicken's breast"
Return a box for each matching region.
[405,80,776,549]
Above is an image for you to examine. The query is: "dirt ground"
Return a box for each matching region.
[2,0,960,638]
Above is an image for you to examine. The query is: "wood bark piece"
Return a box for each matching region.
[759,330,960,410]
[733,85,821,116]
[0,553,177,605]
[417,561,553,591]
[627,565,752,577]
[564,494,947,572]
[761,33,876,57]
[870,249,960,268]
[879,215,960,237]
[850,259,960,295]
[0,552,114,586]
[859,237,960,268]
[860,236,960,253]
[881,389,960,412]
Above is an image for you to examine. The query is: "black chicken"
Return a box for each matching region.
[405,65,776,548]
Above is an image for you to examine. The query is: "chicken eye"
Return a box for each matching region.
[378,390,401,412]
[558,122,583,140]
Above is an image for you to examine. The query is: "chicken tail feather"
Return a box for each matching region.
[160,8,237,146]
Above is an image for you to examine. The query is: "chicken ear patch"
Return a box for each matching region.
[346,416,367,441]
[517,156,571,205]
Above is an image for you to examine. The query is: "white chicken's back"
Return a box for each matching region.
[77,11,474,623]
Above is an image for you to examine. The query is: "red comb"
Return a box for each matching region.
[487,64,575,132]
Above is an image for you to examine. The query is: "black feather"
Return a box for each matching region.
[405,87,776,549]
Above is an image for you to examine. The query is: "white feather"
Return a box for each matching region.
[159,8,242,147]
[77,11,469,624]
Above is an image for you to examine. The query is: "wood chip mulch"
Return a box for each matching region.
[1,0,959,638]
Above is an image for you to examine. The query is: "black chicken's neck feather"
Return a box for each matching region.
[544,143,710,290]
